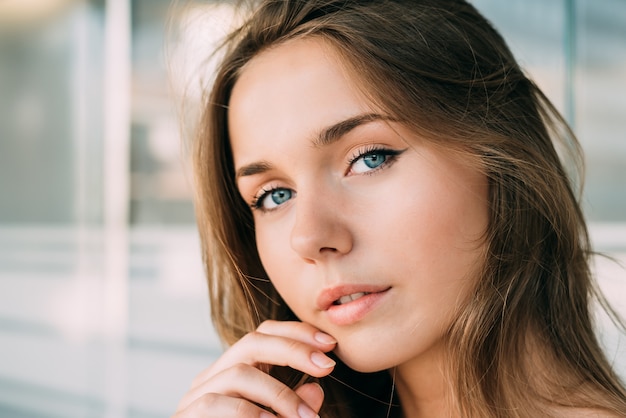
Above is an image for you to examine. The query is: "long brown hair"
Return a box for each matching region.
[190,0,626,416]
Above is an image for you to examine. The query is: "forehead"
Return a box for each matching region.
[228,37,374,162]
[229,36,368,115]
[233,36,355,97]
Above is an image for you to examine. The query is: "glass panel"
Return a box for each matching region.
[471,0,568,114]
[573,0,626,378]
[0,2,104,224]
[0,2,110,417]
[574,0,626,222]
[0,1,216,417]
[129,0,195,225]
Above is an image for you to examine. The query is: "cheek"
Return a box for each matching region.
[380,166,488,287]
[256,228,283,278]
[255,221,299,292]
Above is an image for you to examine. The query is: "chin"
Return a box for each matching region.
[333,345,397,373]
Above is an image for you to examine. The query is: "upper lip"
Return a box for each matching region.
[316,284,391,310]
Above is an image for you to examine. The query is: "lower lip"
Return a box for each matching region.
[325,289,389,326]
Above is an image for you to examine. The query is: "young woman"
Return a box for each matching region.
[174,0,626,417]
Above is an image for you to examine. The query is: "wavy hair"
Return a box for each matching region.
[190,0,626,416]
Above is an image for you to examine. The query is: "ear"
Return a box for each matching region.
[295,382,324,414]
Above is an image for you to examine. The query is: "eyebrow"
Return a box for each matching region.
[235,112,390,180]
[313,112,390,147]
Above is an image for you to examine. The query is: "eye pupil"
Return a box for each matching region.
[271,189,291,205]
[364,153,386,168]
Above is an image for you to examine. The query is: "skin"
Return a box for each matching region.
[175,37,490,418]
[174,320,336,417]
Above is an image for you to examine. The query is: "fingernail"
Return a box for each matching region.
[298,402,320,418]
[314,332,337,345]
[311,382,324,397]
[259,412,275,418]
[310,351,336,369]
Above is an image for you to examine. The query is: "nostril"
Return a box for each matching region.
[289,208,353,260]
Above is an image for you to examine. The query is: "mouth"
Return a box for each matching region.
[333,292,371,305]
[318,285,391,326]
[317,285,391,311]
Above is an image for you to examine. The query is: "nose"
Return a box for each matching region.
[289,190,353,263]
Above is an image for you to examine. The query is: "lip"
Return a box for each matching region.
[316,284,391,326]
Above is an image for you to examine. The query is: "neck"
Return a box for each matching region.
[393,341,455,418]
[392,327,603,418]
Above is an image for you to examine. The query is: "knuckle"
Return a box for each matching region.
[274,383,295,404]
[242,330,261,343]
[229,362,252,378]
[197,392,220,409]
[256,319,275,332]
[237,331,261,350]
[286,338,303,353]
[294,321,311,332]
[234,398,257,416]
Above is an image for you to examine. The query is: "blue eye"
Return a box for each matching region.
[350,148,403,174]
[362,153,386,169]
[254,188,293,211]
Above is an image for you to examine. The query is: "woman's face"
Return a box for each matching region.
[229,38,489,373]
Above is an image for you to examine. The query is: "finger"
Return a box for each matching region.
[295,383,324,414]
[180,364,319,418]
[232,332,336,376]
[207,332,336,380]
[256,320,337,351]
[173,391,275,418]
[190,322,336,390]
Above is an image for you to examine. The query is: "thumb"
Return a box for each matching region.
[295,382,324,414]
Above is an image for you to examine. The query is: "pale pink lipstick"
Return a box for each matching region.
[317,285,390,326]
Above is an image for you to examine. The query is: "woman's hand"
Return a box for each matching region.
[173,320,337,418]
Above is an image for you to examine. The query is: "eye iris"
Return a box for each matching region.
[270,189,291,205]
[364,153,386,169]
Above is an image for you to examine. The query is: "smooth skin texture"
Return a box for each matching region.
[226,37,490,417]
[174,320,335,417]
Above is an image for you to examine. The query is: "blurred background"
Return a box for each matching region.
[0,0,624,417]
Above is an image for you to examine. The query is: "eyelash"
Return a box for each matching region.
[250,184,280,210]
[249,145,404,212]
[347,145,403,174]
